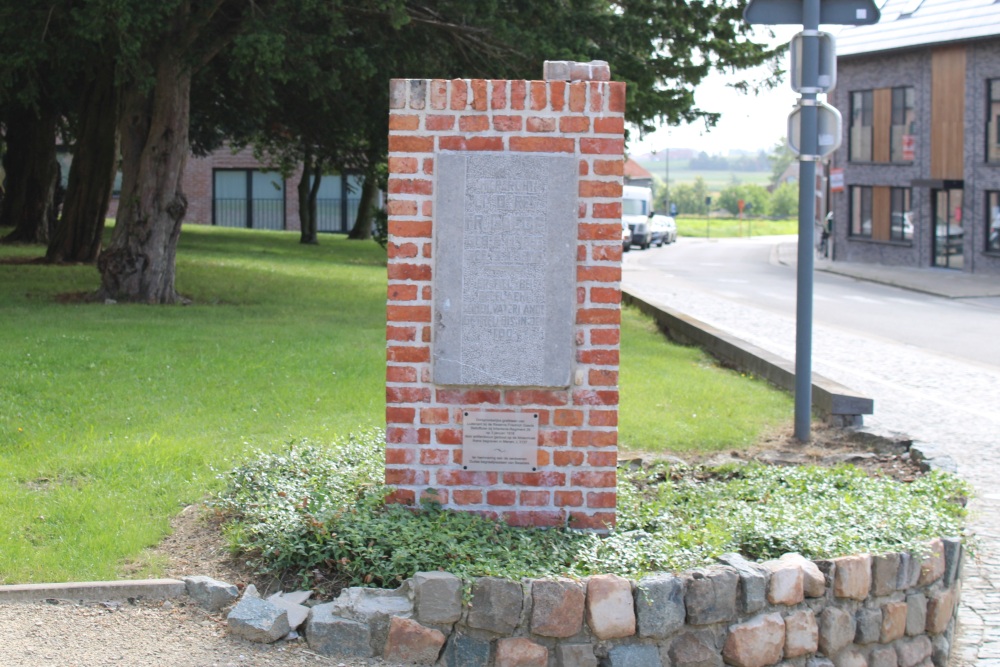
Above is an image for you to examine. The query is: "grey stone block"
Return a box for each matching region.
[669,632,724,667]
[684,566,738,626]
[414,571,462,625]
[441,633,492,667]
[543,60,571,81]
[869,645,898,667]
[897,635,933,667]
[227,596,290,644]
[931,633,950,667]
[467,576,523,634]
[818,607,855,656]
[833,648,867,667]
[269,596,309,631]
[183,575,239,612]
[607,644,661,667]
[635,573,685,638]
[897,553,922,591]
[941,537,962,587]
[871,553,900,596]
[327,585,412,653]
[854,607,881,645]
[557,643,598,667]
[305,603,372,658]
[906,593,927,636]
[408,80,426,109]
[807,659,835,667]
[717,553,770,613]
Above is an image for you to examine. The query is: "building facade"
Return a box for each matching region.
[828,0,1000,275]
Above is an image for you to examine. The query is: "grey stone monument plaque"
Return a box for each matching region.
[462,411,539,472]
[434,152,577,387]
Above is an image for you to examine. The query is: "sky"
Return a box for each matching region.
[626,26,802,158]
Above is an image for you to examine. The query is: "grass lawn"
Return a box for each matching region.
[676,216,798,238]
[0,224,792,584]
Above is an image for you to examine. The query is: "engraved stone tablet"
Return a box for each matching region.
[434,152,577,387]
[462,411,539,472]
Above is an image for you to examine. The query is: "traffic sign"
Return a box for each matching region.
[744,0,880,25]
[787,101,842,159]
[790,31,837,93]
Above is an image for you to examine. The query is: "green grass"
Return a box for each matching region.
[633,159,772,191]
[0,223,793,583]
[676,216,799,238]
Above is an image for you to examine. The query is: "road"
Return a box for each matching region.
[623,236,1000,666]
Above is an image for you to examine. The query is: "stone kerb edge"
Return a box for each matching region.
[300,538,962,666]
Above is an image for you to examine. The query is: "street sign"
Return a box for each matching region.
[744,0,880,25]
[829,167,845,193]
[788,101,842,159]
[790,31,837,92]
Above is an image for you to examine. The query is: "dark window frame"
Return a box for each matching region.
[849,90,874,162]
[988,190,1000,253]
[889,187,912,242]
[988,79,1000,164]
[849,185,873,238]
[890,86,915,163]
[212,168,286,230]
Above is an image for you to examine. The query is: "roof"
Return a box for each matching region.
[623,158,652,180]
[836,0,1000,57]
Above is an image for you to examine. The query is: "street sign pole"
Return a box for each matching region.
[794,0,820,442]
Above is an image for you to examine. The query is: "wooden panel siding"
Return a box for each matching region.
[873,186,891,241]
[873,88,892,163]
[931,46,966,179]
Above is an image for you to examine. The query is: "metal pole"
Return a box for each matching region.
[794,0,820,442]
[664,147,670,215]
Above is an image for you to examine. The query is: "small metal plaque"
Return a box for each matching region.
[462,411,539,472]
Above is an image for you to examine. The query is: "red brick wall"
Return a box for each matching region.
[385,76,625,530]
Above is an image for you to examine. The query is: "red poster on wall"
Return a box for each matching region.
[902,135,916,161]
[829,168,844,193]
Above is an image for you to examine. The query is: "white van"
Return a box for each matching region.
[622,185,653,249]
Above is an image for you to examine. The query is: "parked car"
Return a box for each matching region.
[649,214,677,246]
[623,185,653,249]
[622,219,632,252]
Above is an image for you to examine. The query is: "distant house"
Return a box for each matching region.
[828,0,1000,274]
[623,158,654,189]
[108,145,370,233]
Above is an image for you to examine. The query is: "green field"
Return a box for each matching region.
[634,158,771,192]
[0,224,792,583]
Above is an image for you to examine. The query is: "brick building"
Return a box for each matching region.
[828,0,1000,275]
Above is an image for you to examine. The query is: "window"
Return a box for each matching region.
[988,191,1000,253]
[213,169,285,230]
[988,79,1000,163]
[850,186,873,237]
[890,188,912,241]
[850,91,873,161]
[890,87,916,162]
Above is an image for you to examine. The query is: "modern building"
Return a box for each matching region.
[828,0,1000,274]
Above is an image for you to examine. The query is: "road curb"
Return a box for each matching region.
[0,578,187,602]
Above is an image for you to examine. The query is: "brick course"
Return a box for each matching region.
[386,75,625,529]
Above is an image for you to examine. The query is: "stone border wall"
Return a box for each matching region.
[384,71,625,530]
[303,537,962,667]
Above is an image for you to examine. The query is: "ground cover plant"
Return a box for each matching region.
[674,216,798,238]
[0,224,794,583]
[214,430,970,594]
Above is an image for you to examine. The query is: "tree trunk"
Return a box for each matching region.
[297,150,319,245]
[97,47,190,304]
[47,63,120,264]
[347,172,378,240]
[0,106,59,245]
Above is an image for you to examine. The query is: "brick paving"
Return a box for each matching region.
[623,241,1000,666]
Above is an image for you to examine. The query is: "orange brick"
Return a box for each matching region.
[587,492,617,509]
[579,160,589,176]
[454,490,484,505]
[387,427,430,444]
[385,469,429,485]
[554,450,585,466]
[521,490,551,506]
[560,116,590,133]
[420,448,450,465]
[385,488,415,505]
[422,160,434,176]
[588,451,618,467]
[609,81,626,112]
[571,471,616,487]
[389,135,434,153]
[592,202,622,219]
[569,512,616,530]
[555,490,584,506]
[510,136,574,153]
[487,490,517,506]
[386,325,416,342]
[591,329,620,345]
[386,305,431,323]
[490,80,507,109]
[437,470,498,486]
[540,430,569,446]
[505,390,569,406]
[593,159,624,176]
[504,510,566,528]
[387,346,430,363]
[572,430,618,447]
[592,244,622,262]
[388,157,418,174]
[422,488,448,504]
[429,79,448,110]
[436,428,463,445]
[578,349,619,365]
[577,308,621,325]
[388,221,432,238]
[470,79,487,110]
[530,81,547,110]
[459,115,490,132]
[572,390,619,406]
[386,242,418,259]
[450,79,467,109]
[550,81,566,111]
[387,264,432,281]
[389,114,420,131]
[594,117,625,134]
[503,471,566,487]
[578,223,620,241]
[536,449,550,467]
[580,180,623,198]
[581,138,625,155]
[425,114,455,131]
[569,82,586,112]
[511,80,526,110]
[527,117,556,132]
[493,115,522,132]
[439,136,504,151]
[420,407,450,424]
[388,178,433,195]
[387,200,418,216]
[387,284,418,301]
[590,287,621,304]
[386,447,415,464]
[554,409,585,427]
[386,407,416,423]
[588,82,604,112]
[588,410,618,427]
[589,369,618,386]
[437,389,502,404]
[422,286,431,300]
[577,266,621,282]
[386,365,417,383]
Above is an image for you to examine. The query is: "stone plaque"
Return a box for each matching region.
[434,152,577,387]
[462,411,539,472]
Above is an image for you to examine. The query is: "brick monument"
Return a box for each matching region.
[384,61,625,530]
